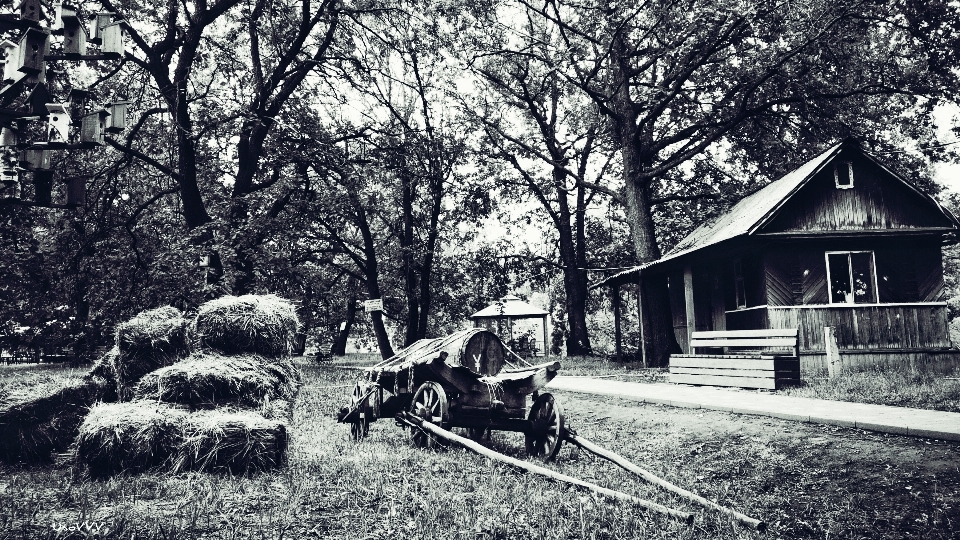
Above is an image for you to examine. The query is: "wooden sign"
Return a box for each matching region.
[364,299,383,313]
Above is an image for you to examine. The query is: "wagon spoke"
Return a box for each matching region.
[525,393,564,462]
[409,381,450,450]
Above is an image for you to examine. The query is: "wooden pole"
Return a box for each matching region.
[543,314,549,360]
[613,284,623,363]
[565,431,766,531]
[637,276,648,368]
[398,413,694,524]
[683,264,695,354]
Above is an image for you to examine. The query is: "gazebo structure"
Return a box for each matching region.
[469,295,549,359]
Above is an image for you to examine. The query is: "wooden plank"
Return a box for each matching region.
[691,338,798,348]
[671,354,768,359]
[669,373,778,390]
[669,367,780,378]
[691,329,797,338]
[670,355,799,371]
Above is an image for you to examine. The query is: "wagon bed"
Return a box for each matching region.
[337,329,565,460]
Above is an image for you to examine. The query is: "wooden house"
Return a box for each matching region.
[598,140,960,370]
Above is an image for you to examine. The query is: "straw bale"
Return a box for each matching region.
[74,401,189,477]
[193,295,299,358]
[0,378,113,463]
[83,346,119,403]
[133,353,301,408]
[114,306,191,401]
[169,409,288,474]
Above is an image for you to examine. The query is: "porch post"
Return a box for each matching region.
[637,275,648,367]
[542,314,549,360]
[612,283,623,362]
[683,264,695,354]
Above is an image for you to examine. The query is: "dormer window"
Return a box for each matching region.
[834,161,854,189]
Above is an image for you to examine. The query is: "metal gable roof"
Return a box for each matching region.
[469,295,549,319]
[663,142,845,261]
[592,140,960,290]
[589,142,845,290]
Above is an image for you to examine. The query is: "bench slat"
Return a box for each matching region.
[669,373,778,390]
[690,338,798,348]
[670,366,800,379]
[670,356,799,371]
[691,329,798,339]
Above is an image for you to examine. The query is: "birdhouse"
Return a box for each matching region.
[59,5,86,55]
[22,82,49,116]
[65,176,84,207]
[32,169,52,205]
[16,28,49,83]
[50,1,63,31]
[45,102,70,143]
[100,21,125,57]
[105,100,130,133]
[20,148,50,170]
[67,88,88,124]
[88,12,114,45]
[80,108,108,145]
[0,178,19,199]
[17,0,43,23]
[0,127,17,146]
[0,40,18,83]
[57,3,78,24]
[1,148,18,196]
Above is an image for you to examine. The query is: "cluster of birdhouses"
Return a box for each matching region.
[0,0,131,204]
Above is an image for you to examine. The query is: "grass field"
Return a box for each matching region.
[0,357,958,539]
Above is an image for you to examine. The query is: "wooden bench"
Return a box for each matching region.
[669,329,801,390]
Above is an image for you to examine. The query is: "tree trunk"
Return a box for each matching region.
[399,143,420,346]
[163,78,212,229]
[638,273,681,367]
[553,168,593,356]
[416,170,446,340]
[332,289,358,356]
[609,35,679,366]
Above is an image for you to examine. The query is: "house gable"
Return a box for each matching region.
[758,150,956,234]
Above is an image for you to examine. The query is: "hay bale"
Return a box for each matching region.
[83,346,119,403]
[133,353,301,409]
[193,295,299,358]
[74,401,189,477]
[0,378,113,463]
[169,409,288,474]
[114,306,191,401]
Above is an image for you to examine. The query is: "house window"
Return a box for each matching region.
[826,251,877,304]
[834,161,854,189]
[733,258,746,309]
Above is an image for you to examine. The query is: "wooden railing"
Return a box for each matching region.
[766,303,951,352]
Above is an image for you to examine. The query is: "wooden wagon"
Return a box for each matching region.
[337,329,565,460]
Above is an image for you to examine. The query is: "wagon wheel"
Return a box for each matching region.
[349,382,372,441]
[525,393,564,461]
[408,381,450,449]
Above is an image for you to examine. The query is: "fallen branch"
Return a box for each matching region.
[397,412,693,524]
[565,430,765,531]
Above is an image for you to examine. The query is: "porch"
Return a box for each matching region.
[727,302,959,371]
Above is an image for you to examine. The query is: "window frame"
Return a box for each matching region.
[834,161,854,189]
[825,250,879,304]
